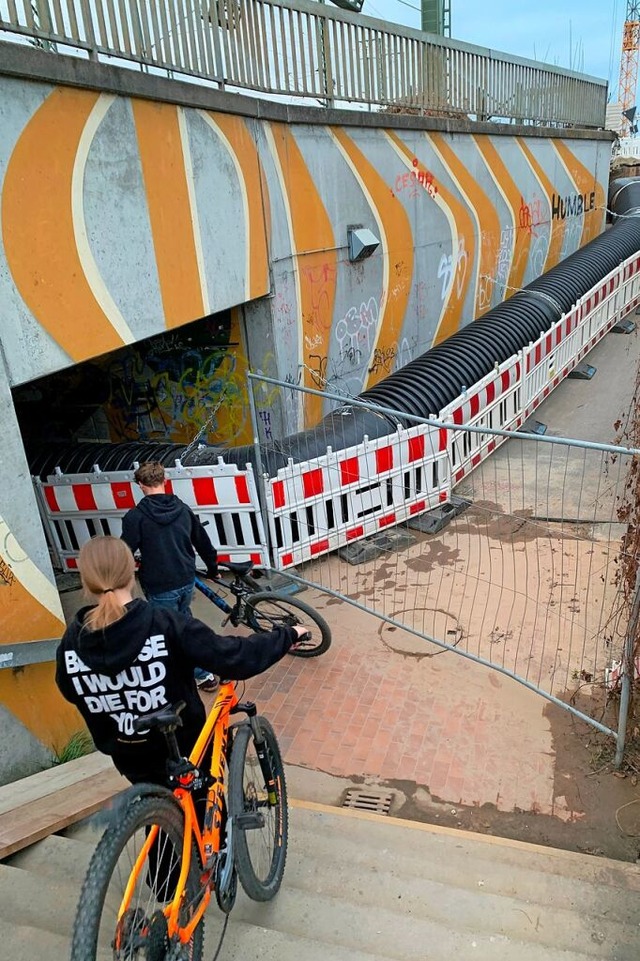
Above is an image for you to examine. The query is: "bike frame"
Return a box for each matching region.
[193,575,238,620]
[198,572,257,627]
[117,682,241,943]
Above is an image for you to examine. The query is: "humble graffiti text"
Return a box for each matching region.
[551,192,595,221]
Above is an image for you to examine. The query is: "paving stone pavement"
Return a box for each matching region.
[210,600,572,818]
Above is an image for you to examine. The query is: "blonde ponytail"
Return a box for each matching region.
[78,536,135,632]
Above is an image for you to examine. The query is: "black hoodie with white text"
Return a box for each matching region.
[55,599,294,784]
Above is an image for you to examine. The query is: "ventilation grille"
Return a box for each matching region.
[342,789,393,814]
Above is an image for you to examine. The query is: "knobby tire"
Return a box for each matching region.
[70,794,204,961]
[228,717,288,901]
[244,591,332,657]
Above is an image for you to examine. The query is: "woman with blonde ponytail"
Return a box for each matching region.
[56,535,306,786]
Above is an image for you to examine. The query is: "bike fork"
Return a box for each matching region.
[235,701,278,806]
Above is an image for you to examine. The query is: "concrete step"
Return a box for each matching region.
[230,876,632,961]
[0,918,70,961]
[288,805,640,934]
[0,798,638,961]
[0,862,80,936]
[276,848,630,958]
[291,804,640,882]
[5,832,97,884]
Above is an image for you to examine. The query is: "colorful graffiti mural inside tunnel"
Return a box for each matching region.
[13,309,254,472]
[23,182,640,489]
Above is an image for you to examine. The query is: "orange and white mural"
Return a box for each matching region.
[0,72,609,778]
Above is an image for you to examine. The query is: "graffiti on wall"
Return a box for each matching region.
[391,158,439,200]
[335,297,380,366]
[494,226,515,300]
[301,263,336,338]
[519,195,545,235]
[438,238,469,301]
[14,312,252,450]
[551,192,595,220]
[254,350,299,437]
[104,315,250,446]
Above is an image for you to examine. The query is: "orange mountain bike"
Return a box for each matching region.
[70,685,287,961]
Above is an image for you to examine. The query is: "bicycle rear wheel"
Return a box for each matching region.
[228,718,288,901]
[244,592,332,657]
[70,793,207,961]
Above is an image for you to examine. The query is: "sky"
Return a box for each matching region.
[355,0,627,96]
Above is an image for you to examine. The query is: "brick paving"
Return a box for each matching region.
[195,592,575,820]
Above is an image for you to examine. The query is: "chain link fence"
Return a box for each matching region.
[246,374,640,761]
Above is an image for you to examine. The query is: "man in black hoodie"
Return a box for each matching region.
[122,461,219,691]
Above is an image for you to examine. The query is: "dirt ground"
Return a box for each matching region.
[379,698,640,864]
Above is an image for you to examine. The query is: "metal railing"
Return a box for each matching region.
[0,0,608,126]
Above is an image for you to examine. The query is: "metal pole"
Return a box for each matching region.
[246,371,276,580]
[615,566,640,768]
[246,371,640,459]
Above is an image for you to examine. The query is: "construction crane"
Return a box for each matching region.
[619,1,640,137]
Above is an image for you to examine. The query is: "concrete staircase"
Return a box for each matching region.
[1,797,639,961]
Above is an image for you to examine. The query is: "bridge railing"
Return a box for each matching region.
[0,0,607,126]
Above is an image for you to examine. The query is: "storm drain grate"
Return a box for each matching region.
[342,789,393,814]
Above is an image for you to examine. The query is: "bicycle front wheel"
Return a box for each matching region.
[245,591,332,657]
[70,793,205,961]
[228,718,288,901]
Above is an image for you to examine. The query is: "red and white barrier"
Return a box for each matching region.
[522,266,627,417]
[34,460,269,571]
[265,424,450,569]
[439,355,523,485]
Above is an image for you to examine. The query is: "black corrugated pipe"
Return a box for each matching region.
[29,180,640,479]
[609,177,640,217]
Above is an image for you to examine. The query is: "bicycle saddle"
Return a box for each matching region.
[133,701,186,734]
[219,560,254,575]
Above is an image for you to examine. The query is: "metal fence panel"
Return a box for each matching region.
[247,372,638,748]
[0,0,608,126]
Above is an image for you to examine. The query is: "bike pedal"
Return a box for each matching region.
[235,812,265,830]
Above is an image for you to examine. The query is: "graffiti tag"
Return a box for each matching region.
[0,557,15,587]
[437,237,468,301]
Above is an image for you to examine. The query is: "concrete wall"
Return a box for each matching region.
[0,44,612,779]
[0,355,82,781]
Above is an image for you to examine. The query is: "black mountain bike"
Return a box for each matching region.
[194,560,331,657]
